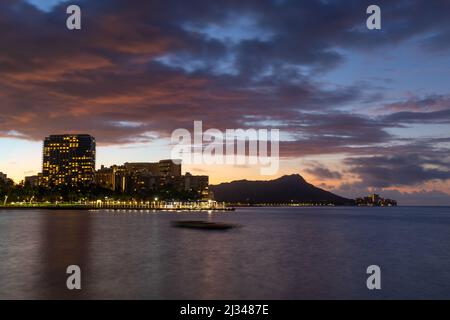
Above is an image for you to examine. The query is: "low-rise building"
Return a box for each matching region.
[158,159,182,177]
[25,174,41,187]
[94,160,210,199]
[95,165,125,191]
[356,194,397,206]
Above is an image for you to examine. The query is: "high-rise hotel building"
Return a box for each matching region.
[42,134,96,187]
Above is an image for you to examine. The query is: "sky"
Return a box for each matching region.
[1,0,450,204]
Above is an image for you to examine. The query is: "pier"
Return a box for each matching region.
[0,200,234,211]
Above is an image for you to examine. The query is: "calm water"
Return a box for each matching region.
[1,207,450,299]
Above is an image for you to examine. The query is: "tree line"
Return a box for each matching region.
[0,179,201,204]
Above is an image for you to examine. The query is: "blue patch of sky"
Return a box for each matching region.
[314,34,450,142]
[322,35,450,107]
[25,0,70,12]
[386,124,450,140]
[182,15,274,44]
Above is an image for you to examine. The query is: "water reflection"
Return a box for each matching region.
[2,207,450,299]
[37,211,92,299]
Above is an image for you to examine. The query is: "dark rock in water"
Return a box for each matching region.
[171,220,235,230]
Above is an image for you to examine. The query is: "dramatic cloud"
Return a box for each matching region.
[379,94,450,113]
[305,164,342,180]
[1,0,450,193]
[344,154,450,188]
[383,108,450,124]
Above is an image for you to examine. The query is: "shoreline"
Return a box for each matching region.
[0,205,235,211]
[0,204,407,211]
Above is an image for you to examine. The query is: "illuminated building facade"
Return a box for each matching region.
[95,165,127,191]
[124,162,160,175]
[183,173,209,195]
[95,160,210,199]
[42,134,96,187]
[158,159,181,177]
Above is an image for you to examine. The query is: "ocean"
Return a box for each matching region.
[1,206,450,299]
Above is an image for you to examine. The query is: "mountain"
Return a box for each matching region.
[210,174,354,205]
